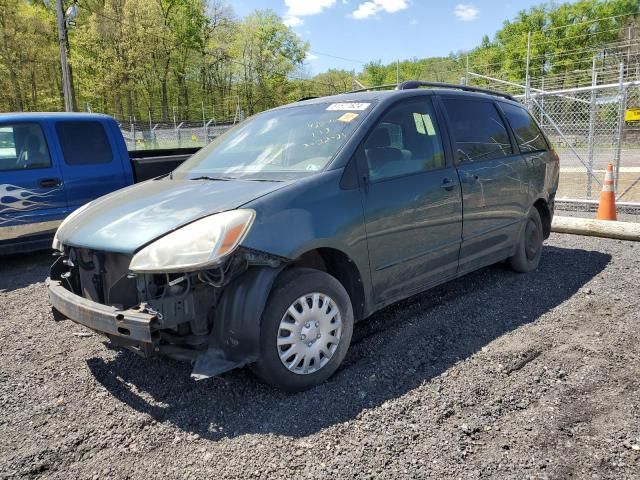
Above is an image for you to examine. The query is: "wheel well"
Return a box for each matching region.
[288,248,366,321]
[534,198,551,239]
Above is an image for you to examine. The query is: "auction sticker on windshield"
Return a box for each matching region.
[326,103,371,111]
[337,112,359,122]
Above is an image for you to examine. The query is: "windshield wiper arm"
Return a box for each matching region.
[190,175,233,181]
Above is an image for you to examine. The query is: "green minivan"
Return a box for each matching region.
[47,82,559,391]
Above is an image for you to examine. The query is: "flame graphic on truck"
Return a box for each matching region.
[0,184,60,226]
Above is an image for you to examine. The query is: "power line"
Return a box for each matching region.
[307,50,367,64]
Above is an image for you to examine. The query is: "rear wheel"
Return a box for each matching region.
[509,207,544,273]
[251,268,354,392]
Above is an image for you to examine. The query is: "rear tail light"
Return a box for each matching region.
[551,149,560,163]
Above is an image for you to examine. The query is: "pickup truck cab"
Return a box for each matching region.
[0,113,193,255]
[47,82,559,391]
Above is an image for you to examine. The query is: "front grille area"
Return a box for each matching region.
[66,248,137,308]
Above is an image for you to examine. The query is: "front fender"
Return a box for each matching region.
[191,265,283,380]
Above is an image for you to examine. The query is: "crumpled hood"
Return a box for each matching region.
[57,177,289,254]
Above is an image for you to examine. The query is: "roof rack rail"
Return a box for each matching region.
[396,80,515,101]
[344,84,398,94]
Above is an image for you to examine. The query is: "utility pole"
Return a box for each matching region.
[56,0,73,112]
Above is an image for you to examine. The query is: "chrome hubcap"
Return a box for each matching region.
[277,293,342,375]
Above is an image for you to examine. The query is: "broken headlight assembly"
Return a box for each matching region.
[128,209,255,273]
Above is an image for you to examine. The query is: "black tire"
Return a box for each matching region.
[509,207,544,273]
[251,268,354,392]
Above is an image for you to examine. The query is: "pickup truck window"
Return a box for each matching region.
[443,99,513,163]
[0,123,52,171]
[55,121,113,165]
[173,102,372,180]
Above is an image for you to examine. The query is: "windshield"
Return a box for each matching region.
[173,101,373,180]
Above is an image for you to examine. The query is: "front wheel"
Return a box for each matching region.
[251,268,354,392]
[509,207,544,273]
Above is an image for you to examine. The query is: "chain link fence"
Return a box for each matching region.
[469,61,640,222]
[118,120,235,151]
[527,82,640,203]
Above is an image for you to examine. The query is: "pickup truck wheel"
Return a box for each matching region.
[509,207,544,273]
[252,268,354,392]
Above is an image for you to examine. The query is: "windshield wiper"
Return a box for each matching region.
[190,175,234,181]
[190,175,284,182]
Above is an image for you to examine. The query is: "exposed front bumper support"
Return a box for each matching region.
[47,255,286,380]
[46,278,157,346]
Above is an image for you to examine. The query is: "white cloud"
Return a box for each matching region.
[305,52,319,61]
[283,0,337,27]
[454,4,479,21]
[352,0,409,20]
[283,15,303,27]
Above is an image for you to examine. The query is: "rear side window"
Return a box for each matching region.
[362,99,445,181]
[442,99,513,163]
[56,121,113,165]
[0,123,52,171]
[501,103,548,153]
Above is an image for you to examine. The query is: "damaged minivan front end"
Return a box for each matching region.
[47,201,293,379]
[48,238,288,379]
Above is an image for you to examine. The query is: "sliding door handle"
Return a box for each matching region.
[441,177,458,191]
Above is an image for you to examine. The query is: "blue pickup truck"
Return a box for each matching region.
[0,113,196,255]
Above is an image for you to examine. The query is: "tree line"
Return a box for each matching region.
[348,0,639,93]
[0,0,638,122]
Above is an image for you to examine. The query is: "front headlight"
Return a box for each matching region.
[129,209,255,273]
[52,202,93,251]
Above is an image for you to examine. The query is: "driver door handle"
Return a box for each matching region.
[38,178,62,188]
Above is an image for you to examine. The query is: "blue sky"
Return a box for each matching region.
[231,0,556,74]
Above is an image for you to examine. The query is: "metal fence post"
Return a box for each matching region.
[525,31,531,107]
[176,122,184,148]
[151,124,159,149]
[202,100,206,143]
[130,116,136,151]
[586,56,597,198]
[613,63,626,192]
[539,77,544,126]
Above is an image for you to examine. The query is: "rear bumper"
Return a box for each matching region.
[46,278,157,347]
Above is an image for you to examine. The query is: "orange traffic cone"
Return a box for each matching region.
[595,163,617,221]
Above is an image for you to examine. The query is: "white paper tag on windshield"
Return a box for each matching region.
[326,102,371,111]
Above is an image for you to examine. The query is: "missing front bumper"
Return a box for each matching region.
[46,248,287,380]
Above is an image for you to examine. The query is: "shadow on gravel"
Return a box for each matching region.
[87,246,610,441]
[0,250,52,293]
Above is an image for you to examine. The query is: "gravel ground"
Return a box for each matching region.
[1,233,639,479]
